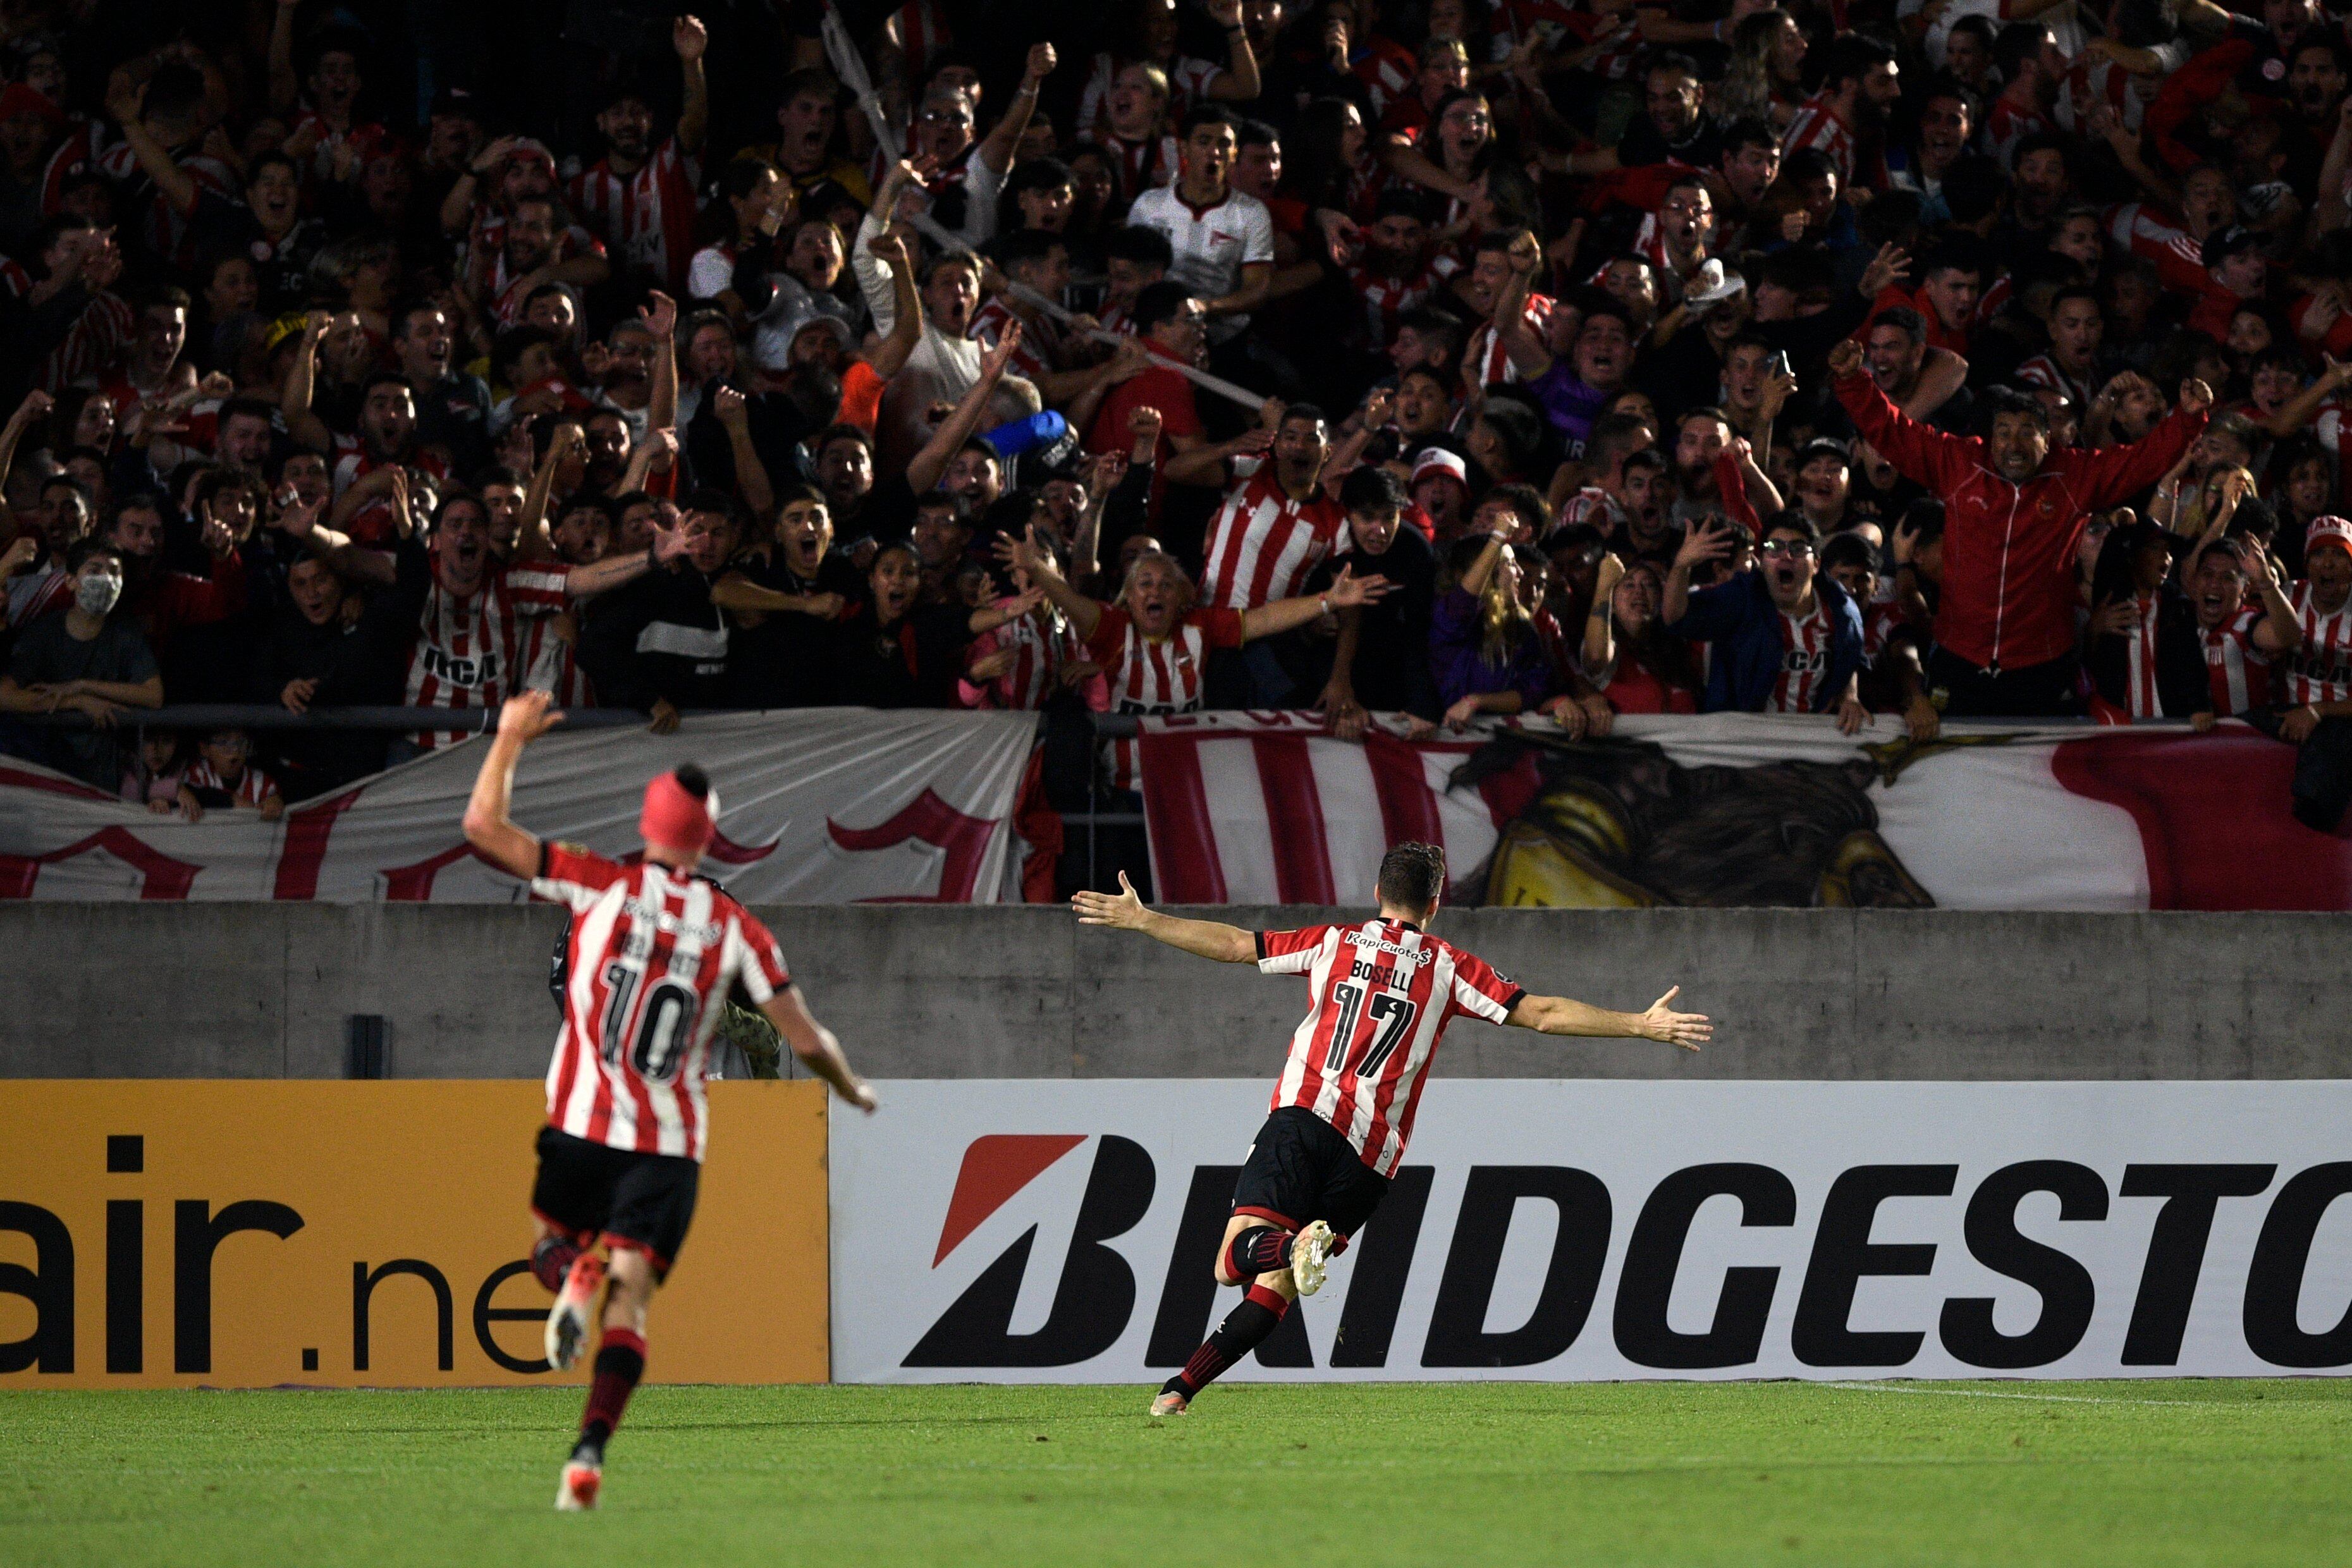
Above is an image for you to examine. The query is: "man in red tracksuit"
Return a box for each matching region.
[1827,338,2212,716]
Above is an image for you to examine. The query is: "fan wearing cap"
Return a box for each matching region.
[463,690,875,1512]
[1408,446,1470,537]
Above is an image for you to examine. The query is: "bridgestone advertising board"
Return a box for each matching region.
[830,1080,2352,1383]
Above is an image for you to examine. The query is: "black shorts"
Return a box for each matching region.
[1232,1107,1390,1239]
[530,1126,701,1280]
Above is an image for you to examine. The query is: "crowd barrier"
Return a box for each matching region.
[8,1078,2349,1387]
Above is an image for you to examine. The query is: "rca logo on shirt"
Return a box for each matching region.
[419,646,498,689]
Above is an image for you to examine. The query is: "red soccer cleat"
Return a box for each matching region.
[554,1457,601,1512]
[545,1251,607,1372]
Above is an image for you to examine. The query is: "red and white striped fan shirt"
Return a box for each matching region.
[332,436,452,546]
[1102,131,1180,199]
[2282,582,2352,706]
[960,602,1099,711]
[2203,607,2274,717]
[532,847,791,1163]
[2105,202,2209,295]
[1199,459,1347,609]
[1342,253,1456,349]
[96,140,238,271]
[404,556,574,749]
[566,138,701,290]
[0,257,135,393]
[1769,597,1834,712]
[1782,94,1856,186]
[1257,917,1525,1176]
[969,297,1057,380]
[1085,604,1245,789]
[1462,290,1552,389]
[2118,593,2164,720]
[183,757,277,807]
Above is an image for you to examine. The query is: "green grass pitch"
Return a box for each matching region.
[3,1380,2347,1566]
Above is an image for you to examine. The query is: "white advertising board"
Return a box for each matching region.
[831,1080,2352,1383]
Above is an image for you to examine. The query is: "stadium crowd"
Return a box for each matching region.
[1,0,2351,829]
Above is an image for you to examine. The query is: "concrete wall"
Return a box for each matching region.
[5,905,2343,1081]
[9,902,2343,1086]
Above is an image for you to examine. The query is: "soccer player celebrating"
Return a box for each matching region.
[1073,843,1710,1415]
[462,691,878,1511]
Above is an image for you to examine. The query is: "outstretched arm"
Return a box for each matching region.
[759,985,879,1111]
[461,692,561,879]
[1072,870,1256,962]
[1507,984,1711,1049]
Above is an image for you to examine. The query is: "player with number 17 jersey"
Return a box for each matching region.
[1254,920,1521,1178]
[1073,842,1712,1416]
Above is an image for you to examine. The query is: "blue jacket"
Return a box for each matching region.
[1665,568,1865,716]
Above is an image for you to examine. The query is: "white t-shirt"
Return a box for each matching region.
[1125,185,1276,343]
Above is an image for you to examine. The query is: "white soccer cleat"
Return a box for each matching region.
[1149,1389,1189,1417]
[545,1252,607,1372]
[555,1457,601,1511]
[1290,1220,1335,1297]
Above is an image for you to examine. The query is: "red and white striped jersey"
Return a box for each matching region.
[1101,131,1180,199]
[2118,592,2164,720]
[1085,604,1244,788]
[289,109,393,187]
[969,297,1058,380]
[1462,290,1553,389]
[1342,253,1456,349]
[1769,597,1834,712]
[2203,607,2274,717]
[533,846,790,1163]
[331,435,451,547]
[403,556,573,748]
[960,601,1101,711]
[891,0,954,80]
[183,757,277,807]
[517,611,596,708]
[1782,94,1856,186]
[566,138,701,290]
[2282,582,2352,706]
[1199,459,1347,609]
[0,257,135,393]
[1861,598,1904,663]
[1350,39,1418,117]
[97,139,238,271]
[2105,202,2210,296]
[1985,97,2052,169]
[2013,353,2093,411]
[1257,917,1525,1175]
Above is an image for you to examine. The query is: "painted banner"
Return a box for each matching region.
[0,1081,830,1388]
[0,710,1036,902]
[1137,711,2348,910]
[830,1079,2352,1383]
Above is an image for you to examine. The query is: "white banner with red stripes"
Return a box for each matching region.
[1136,712,2348,910]
[0,710,1038,902]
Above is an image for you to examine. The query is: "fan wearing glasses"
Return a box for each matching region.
[1662,511,1871,733]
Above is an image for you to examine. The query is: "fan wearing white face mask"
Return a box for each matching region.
[1,537,165,788]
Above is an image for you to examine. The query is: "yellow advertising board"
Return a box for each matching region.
[0,1081,830,1388]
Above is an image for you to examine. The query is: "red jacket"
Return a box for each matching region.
[1835,372,2205,671]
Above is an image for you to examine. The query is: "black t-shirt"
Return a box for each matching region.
[1618,112,1724,172]
[725,549,866,707]
[1301,526,1440,720]
[8,612,158,787]
[828,600,967,707]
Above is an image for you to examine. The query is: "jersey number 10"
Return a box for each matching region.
[601,961,699,1082]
